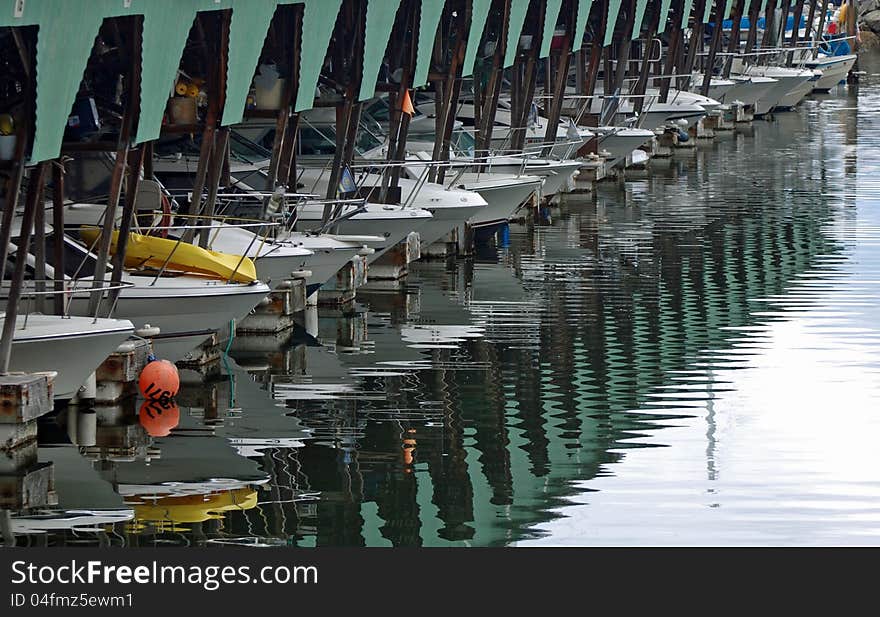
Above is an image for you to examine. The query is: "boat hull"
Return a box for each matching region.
[7,315,135,400]
[455,176,544,228]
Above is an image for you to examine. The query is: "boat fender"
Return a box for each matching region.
[135,323,161,338]
[138,358,180,400]
[677,129,689,142]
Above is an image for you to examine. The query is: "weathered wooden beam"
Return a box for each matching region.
[107,145,146,312]
[633,4,662,113]
[681,0,707,88]
[430,0,469,183]
[812,0,830,58]
[660,0,685,102]
[0,162,47,375]
[700,2,726,95]
[475,0,513,162]
[542,0,577,156]
[723,0,747,77]
[88,16,141,317]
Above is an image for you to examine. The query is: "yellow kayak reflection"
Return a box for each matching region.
[127,487,258,531]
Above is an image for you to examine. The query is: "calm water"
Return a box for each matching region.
[8,57,880,547]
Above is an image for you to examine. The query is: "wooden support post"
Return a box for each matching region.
[723,0,747,77]
[88,16,141,316]
[541,0,576,157]
[812,0,830,58]
[583,0,608,108]
[744,0,765,53]
[509,0,547,152]
[633,4,662,113]
[475,0,513,163]
[0,163,47,375]
[789,0,807,47]
[324,0,365,215]
[198,127,228,248]
[700,2,726,95]
[660,0,684,102]
[107,145,146,311]
[681,0,707,89]
[182,11,230,242]
[430,0,468,184]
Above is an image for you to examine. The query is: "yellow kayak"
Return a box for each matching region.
[79,229,257,283]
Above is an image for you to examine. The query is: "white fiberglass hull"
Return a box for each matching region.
[596,128,655,164]
[775,72,820,109]
[67,278,271,363]
[726,76,778,108]
[741,69,813,115]
[452,174,544,228]
[807,55,856,91]
[292,203,432,262]
[5,314,135,400]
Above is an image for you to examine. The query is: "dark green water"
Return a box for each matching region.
[9,57,880,546]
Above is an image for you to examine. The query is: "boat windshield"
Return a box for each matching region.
[298,124,383,156]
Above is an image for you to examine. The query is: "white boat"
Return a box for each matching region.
[2,312,134,400]
[775,69,821,109]
[734,63,815,115]
[448,172,544,228]
[402,130,576,199]
[168,222,314,288]
[723,75,780,108]
[804,54,856,91]
[594,126,655,164]
[3,223,272,363]
[293,167,434,259]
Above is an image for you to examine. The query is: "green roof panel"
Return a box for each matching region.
[572,0,595,51]
[631,0,649,40]
[221,0,279,127]
[540,0,564,57]
[359,0,404,101]
[504,0,531,67]
[463,0,492,76]
[413,0,447,87]
[295,0,343,111]
[604,0,623,45]
[657,0,673,33]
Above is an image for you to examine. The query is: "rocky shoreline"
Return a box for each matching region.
[861,0,880,49]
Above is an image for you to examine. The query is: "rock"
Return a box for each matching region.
[860,0,880,14]
[859,29,880,50]
[861,8,880,33]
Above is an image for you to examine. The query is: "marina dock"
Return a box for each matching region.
[1,0,878,548]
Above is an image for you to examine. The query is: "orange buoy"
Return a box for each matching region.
[138,359,180,400]
[139,399,180,437]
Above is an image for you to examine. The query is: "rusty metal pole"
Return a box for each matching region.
[0,162,48,375]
